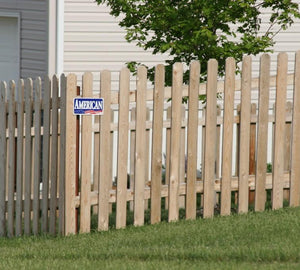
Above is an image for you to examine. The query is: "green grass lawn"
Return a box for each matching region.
[1,207,300,269]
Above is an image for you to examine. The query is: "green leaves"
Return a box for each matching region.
[95,0,300,85]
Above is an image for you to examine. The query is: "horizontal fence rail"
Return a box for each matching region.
[1,51,300,237]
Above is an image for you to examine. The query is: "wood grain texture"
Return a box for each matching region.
[255,54,271,211]
[150,65,165,224]
[80,72,93,233]
[65,74,77,235]
[33,78,42,235]
[24,78,33,235]
[15,79,25,236]
[203,59,218,218]
[41,76,51,233]
[134,66,147,226]
[186,61,200,219]
[7,81,16,237]
[50,75,59,235]
[116,68,130,229]
[272,53,288,210]
[58,74,67,235]
[220,58,235,216]
[98,70,112,231]
[168,63,183,222]
[238,56,252,214]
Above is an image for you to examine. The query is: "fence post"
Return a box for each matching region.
[15,79,25,236]
[238,56,251,214]
[116,68,130,229]
[41,76,51,233]
[134,66,147,226]
[64,74,77,235]
[49,75,59,235]
[24,79,33,235]
[272,52,288,210]
[98,70,112,231]
[7,81,16,237]
[150,64,165,224]
[220,57,235,216]
[203,59,218,218]
[168,63,183,222]
[186,61,200,220]
[80,72,93,233]
[255,54,270,212]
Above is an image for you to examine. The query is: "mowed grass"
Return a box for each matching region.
[1,207,300,270]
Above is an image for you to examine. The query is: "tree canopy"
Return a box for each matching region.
[95,0,300,85]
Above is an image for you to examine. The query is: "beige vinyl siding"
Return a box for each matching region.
[64,0,300,92]
[64,0,169,91]
[0,0,48,79]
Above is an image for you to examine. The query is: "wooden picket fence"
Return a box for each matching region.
[64,51,300,234]
[0,76,67,237]
[1,51,300,237]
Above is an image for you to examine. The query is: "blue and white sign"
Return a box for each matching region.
[73,98,104,115]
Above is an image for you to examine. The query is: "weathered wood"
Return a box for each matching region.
[59,74,67,235]
[134,66,147,226]
[220,57,235,216]
[290,51,300,206]
[7,81,16,237]
[33,78,42,235]
[98,70,112,231]
[80,72,93,233]
[255,54,271,211]
[238,56,252,214]
[116,68,130,229]
[15,79,25,236]
[41,76,51,233]
[150,64,165,224]
[24,78,33,235]
[186,61,200,219]
[168,63,183,222]
[0,81,7,236]
[272,53,288,210]
[64,74,77,235]
[50,75,59,235]
[203,59,218,218]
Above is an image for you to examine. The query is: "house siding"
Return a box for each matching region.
[64,0,300,93]
[0,0,49,79]
[64,0,169,91]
